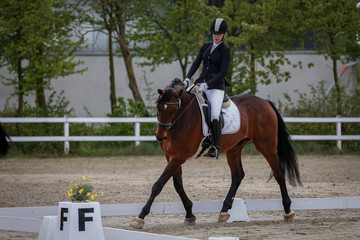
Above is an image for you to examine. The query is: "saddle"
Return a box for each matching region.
[188,85,240,158]
[190,85,230,130]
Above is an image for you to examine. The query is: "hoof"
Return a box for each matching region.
[218,212,230,223]
[184,216,196,226]
[130,217,145,229]
[284,211,295,222]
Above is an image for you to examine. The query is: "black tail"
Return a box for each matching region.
[0,123,10,157]
[267,101,302,187]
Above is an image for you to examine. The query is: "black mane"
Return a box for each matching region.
[171,78,183,88]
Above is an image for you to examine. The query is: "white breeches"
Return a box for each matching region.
[204,89,224,121]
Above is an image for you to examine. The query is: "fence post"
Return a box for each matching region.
[135,115,140,146]
[64,115,70,154]
[336,115,342,151]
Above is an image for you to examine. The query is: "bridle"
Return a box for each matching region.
[157,95,196,131]
[157,99,182,131]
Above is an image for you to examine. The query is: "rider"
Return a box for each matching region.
[183,18,231,159]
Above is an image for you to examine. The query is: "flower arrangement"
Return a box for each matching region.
[67,176,104,203]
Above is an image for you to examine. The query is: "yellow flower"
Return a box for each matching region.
[67,176,103,202]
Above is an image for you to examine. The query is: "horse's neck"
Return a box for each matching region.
[170,93,201,136]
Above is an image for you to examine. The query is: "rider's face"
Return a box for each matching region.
[212,33,224,44]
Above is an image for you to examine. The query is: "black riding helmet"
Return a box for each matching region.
[210,18,228,35]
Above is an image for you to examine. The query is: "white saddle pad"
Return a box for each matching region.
[194,94,241,137]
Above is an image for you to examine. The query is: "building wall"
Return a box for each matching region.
[0,52,355,117]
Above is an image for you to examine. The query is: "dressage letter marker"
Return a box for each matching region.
[60,207,68,230]
[54,202,104,240]
[78,208,94,231]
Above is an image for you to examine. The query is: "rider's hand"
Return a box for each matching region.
[198,83,208,92]
[183,78,190,88]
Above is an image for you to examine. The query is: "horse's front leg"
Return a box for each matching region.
[130,157,185,229]
[218,145,246,223]
[173,166,196,225]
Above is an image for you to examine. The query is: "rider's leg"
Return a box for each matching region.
[204,89,224,159]
[209,118,221,158]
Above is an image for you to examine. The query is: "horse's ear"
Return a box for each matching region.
[158,89,163,95]
[178,89,183,98]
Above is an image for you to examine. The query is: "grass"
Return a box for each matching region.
[3,140,359,159]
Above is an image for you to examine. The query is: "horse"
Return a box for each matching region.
[130,78,302,229]
[0,123,10,157]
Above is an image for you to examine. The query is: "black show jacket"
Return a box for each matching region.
[186,41,231,90]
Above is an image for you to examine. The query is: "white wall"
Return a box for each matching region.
[0,52,355,117]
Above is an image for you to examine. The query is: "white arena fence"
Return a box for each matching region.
[0,197,359,239]
[0,116,359,154]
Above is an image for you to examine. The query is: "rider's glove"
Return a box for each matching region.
[198,83,208,92]
[183,78,190,88]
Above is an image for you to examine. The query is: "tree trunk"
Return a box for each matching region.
[114,3,149,116]
[108,32,117,114]
[332,57,341,115]
[101,0,117,115]
[17,57,24,117]
[35,48,48,115]
[250,44,257,95]
[35,78,47,113]
[330,34,341,115]
[179,59,186,80]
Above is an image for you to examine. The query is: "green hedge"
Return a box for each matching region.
[280,81,360,152]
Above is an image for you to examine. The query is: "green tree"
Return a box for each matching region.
[0,0,85,116]
[222,0,306,95]
[80,0,149,116]
[303,0,360,115]
[130,0,218,79]
[0,0,30,116]
[83,0,118,114]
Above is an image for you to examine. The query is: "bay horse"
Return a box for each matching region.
[0,123,10,157]
[130,78,301,229]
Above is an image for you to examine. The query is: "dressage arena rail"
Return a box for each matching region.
[0,197,359,239]
[0,116,359,154]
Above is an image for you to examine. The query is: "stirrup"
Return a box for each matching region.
[208,146,219,159]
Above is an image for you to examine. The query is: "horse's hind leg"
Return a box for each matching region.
[173,166,196,225]
[218,144,246,223]
[254,140,294,222]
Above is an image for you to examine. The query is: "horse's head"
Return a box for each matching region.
[155,78,185,141]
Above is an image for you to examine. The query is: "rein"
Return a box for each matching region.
[157,95,196,131]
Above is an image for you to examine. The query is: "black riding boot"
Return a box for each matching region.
[209,119,221,159]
